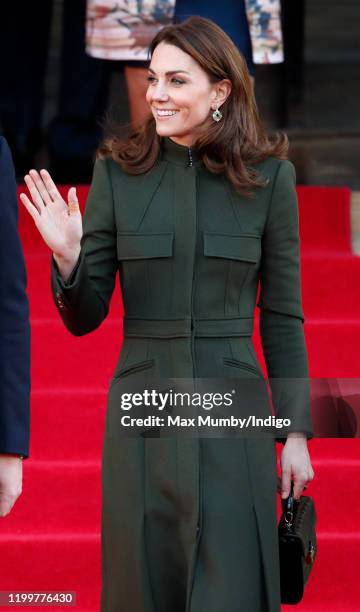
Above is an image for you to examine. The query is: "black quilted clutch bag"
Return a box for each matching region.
[278,480,317,604]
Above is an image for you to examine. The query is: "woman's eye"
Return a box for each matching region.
[146,76,185,85]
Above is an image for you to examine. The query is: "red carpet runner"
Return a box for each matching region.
[0,184,359,610]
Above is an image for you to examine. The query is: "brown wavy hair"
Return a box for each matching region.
[97,16,289,197]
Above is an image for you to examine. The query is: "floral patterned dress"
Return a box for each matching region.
[85,0,284,65]
[86,0,176,61]
[245,0,284,64]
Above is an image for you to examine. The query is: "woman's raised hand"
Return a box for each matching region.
[20,169,83,264]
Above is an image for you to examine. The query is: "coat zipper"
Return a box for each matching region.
[185,146,204,612]
[188,146,196,377]
[188,146,193,167]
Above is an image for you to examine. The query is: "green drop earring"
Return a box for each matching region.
[212,105,223,122]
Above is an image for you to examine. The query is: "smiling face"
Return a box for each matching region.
[146,41,231,147]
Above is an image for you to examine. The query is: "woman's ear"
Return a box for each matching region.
[213,79,232,107]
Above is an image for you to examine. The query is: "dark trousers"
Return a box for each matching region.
[0,0,110,181]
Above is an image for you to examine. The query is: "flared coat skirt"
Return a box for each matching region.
[100,334,280,612]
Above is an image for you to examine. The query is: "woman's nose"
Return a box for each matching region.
[152,85,170,102]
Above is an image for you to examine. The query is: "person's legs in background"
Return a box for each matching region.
[0,1,54,178]
[124,62,151,128]
[47,0,111,183]
[278,0,306,127]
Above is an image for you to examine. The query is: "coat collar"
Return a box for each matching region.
[160,136,202,167]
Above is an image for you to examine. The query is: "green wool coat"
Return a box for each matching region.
[51,136,313,612]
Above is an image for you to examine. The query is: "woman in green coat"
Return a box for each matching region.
[21,16,315,612]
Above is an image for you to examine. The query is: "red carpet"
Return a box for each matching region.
[1,183,359,610]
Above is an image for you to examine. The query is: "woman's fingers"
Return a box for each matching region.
[23,168,67,215]
[28,169,53,206]
[281,472,312,500]
[23,175,45,214]
[280,439,315,500]
[19,192,40,222]
[281,468,292,499]
[292,479,306,501]
[39,169,63,203]
[68,187,80,215]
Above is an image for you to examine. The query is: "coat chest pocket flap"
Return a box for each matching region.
[117,231,174,260]
[203,232,261,263]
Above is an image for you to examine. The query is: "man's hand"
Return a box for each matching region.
[0,455,23,517]
[280,433,315,500]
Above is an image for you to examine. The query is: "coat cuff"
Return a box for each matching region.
[0,446,29,459]
[51,252,83,290]
[0,452,26,459]
[275,431,314,445]
[51,252,86,310]
[50,251,108,336]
